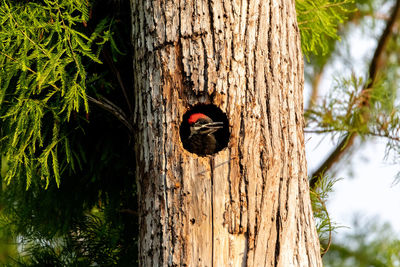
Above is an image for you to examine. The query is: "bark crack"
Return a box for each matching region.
[266,0,274,151]
[274,178,283,266]
[201,37,209,92]
[210,157,215,267]
[207,0,217,69]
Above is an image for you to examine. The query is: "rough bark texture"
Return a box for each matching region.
[132,0,322,266]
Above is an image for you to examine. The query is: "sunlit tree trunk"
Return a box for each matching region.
[132,0,322,266]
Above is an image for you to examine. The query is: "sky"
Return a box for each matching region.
[304,10,400,236]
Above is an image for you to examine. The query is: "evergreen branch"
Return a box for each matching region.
[310,174,340,258]
[0,50,61,93]
[369,132,400,142]
[3,3,51,59]
[0,50,36,75]
[56,4,78,68]
[305,129,400,142]
[0,1,104,187]
[300,2,351,15]
[312,191,332,257]
[296,0,355,55]
[86,95,133,134]
[309,0,400,189]
[55,3,88,112]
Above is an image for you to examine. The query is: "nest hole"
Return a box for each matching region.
[180,104,230,156]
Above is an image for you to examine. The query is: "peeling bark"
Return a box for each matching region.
[132,0,322,266]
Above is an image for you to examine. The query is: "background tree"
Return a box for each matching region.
[304,0,400,265]
[308,0,400,187]
[323,218,400,267]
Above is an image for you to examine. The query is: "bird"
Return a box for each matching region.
[183,113,224,156]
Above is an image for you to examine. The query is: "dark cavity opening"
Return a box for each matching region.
[180,104,230,156]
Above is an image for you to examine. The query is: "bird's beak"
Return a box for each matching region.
[191,121,224,136]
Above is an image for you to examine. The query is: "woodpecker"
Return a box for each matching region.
[183,113,224,156]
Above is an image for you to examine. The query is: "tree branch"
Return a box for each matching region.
[87,95,134,134]
[305,129,400,142]
[309,0,400,189]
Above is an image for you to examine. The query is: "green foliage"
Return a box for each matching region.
[305,0,400,260]
[323,219,400,267]
[0,109,138,266]
[305,44,400,160]
[310,174,341,255]
[0,212,18,265]
[306,75,372,136]
[0,0,137,265]
[306,68,399,132]
[0,0,112,188]
[296,0,356,56]
[16,215,123,266]
[2,213,135,266]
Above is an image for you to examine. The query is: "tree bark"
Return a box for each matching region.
[132,0,322,266]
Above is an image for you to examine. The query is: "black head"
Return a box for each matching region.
[188,113,223,136]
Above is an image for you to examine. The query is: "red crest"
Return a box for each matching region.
[188,113,208,125]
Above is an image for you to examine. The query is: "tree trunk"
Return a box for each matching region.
[132,0,322,266]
